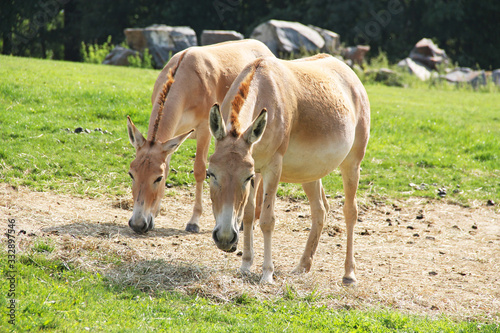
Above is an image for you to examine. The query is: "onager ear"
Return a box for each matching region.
[161,129,194,154]
[243,109,267,144]
[127,116,146,149]
[209,103,227,141]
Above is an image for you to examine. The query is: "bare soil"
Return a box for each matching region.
[1,183,499,322]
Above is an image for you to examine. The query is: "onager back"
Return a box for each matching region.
[126,40,274,234]
[208,54,370,284]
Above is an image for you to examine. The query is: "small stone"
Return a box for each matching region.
[103,130,109,134]
[487,199,495,206]
[429,271,438,276]
[360,229,371,236]
[439,251,445,255]
[84,128,91,134]
[236,251,243,257]
[413,233,420,237]
[166,183,173,188]
[407,225,414,230]
[437,188,447,197]
[416,213,424,220]
[74,127,83,133]
[425,236,436,241]
[471,224,478,230]
[94,128,102,132]
[430,305,439,310]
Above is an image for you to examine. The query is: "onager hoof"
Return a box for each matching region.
[260,271,274,284]
[342,276,357,287]
[291,266,307,275]
[185,223,200,233]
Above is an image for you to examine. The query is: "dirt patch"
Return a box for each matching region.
[1,183,499,321]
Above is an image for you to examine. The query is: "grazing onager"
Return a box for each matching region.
[207,54,370,285]
[126,40,274,234]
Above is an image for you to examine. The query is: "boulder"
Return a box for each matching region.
[409,38,448,70]
[492,69,500,86]
[102,46,140,66]
[444,68,486,87]
[124,25,197,68]
[308,25,340,54]
[201,30,244,46]
[250,19,325,56]
[342,45,370,66]
[397,57,431,81]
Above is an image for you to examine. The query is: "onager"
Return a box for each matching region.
[207,54,370,284]
[126,40,274,234]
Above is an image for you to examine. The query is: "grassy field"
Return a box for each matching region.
[1,55,499,204]
[1,55,499,331]
[1,251,498,332]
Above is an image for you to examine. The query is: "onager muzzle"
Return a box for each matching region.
[128,210,154,234]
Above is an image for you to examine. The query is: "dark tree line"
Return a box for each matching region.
[1,0,499,68]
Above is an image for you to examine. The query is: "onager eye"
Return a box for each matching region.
[128,172,134,180]
[207,171,216,181]
[154,176,163,184]
[245,174,255,185]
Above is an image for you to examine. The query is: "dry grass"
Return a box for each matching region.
[1,183,499,321]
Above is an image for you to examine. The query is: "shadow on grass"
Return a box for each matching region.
[41,222,210,239]
[104,258,215,293]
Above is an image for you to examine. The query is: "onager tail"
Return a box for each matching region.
[151,51,187,143]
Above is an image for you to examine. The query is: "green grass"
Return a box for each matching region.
[2,252,497,332]
[1,55,499,330]
[1,55,498,204]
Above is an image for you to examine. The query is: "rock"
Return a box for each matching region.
[250,19,325,56]
[125,25,197,68]
[409,38,448,70]
[102,46,140,67]
[200,30,244,46]
[397,57,432,81]
[74,127,83,134]
[487,199,495,206]
[342,45,370,66]
[437,188,447,198]
[84,129,91,134]
[308,25,340,54]
[492,69,500,86]
[366,68,402,86]
[444,68,487,87]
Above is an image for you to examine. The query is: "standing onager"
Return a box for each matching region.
[207,54,370,284]
[126,40,274,234]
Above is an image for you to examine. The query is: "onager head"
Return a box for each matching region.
[126,65,192,234]
[127,118,192,233]
[207,103,267,252]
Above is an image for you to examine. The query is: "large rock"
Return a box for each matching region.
[201,30,244,46]
[250,19,325,56]
[308,25,340,54]
[342,45,370,66]
[102,46,140,67]
[444,68,486,87]
[124,25,197,68]
[409,38,448,70]
[397,57,431,81]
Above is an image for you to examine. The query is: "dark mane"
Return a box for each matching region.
[150,50,187,143]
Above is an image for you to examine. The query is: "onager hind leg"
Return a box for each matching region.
[339,161,361,286]
[185,124,211,233]
[292,180,327,274]
[240,175,261,273]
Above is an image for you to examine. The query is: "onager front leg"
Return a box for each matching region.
[292,180,327,274]
[185,124,211,233]
[259,158,282,284]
